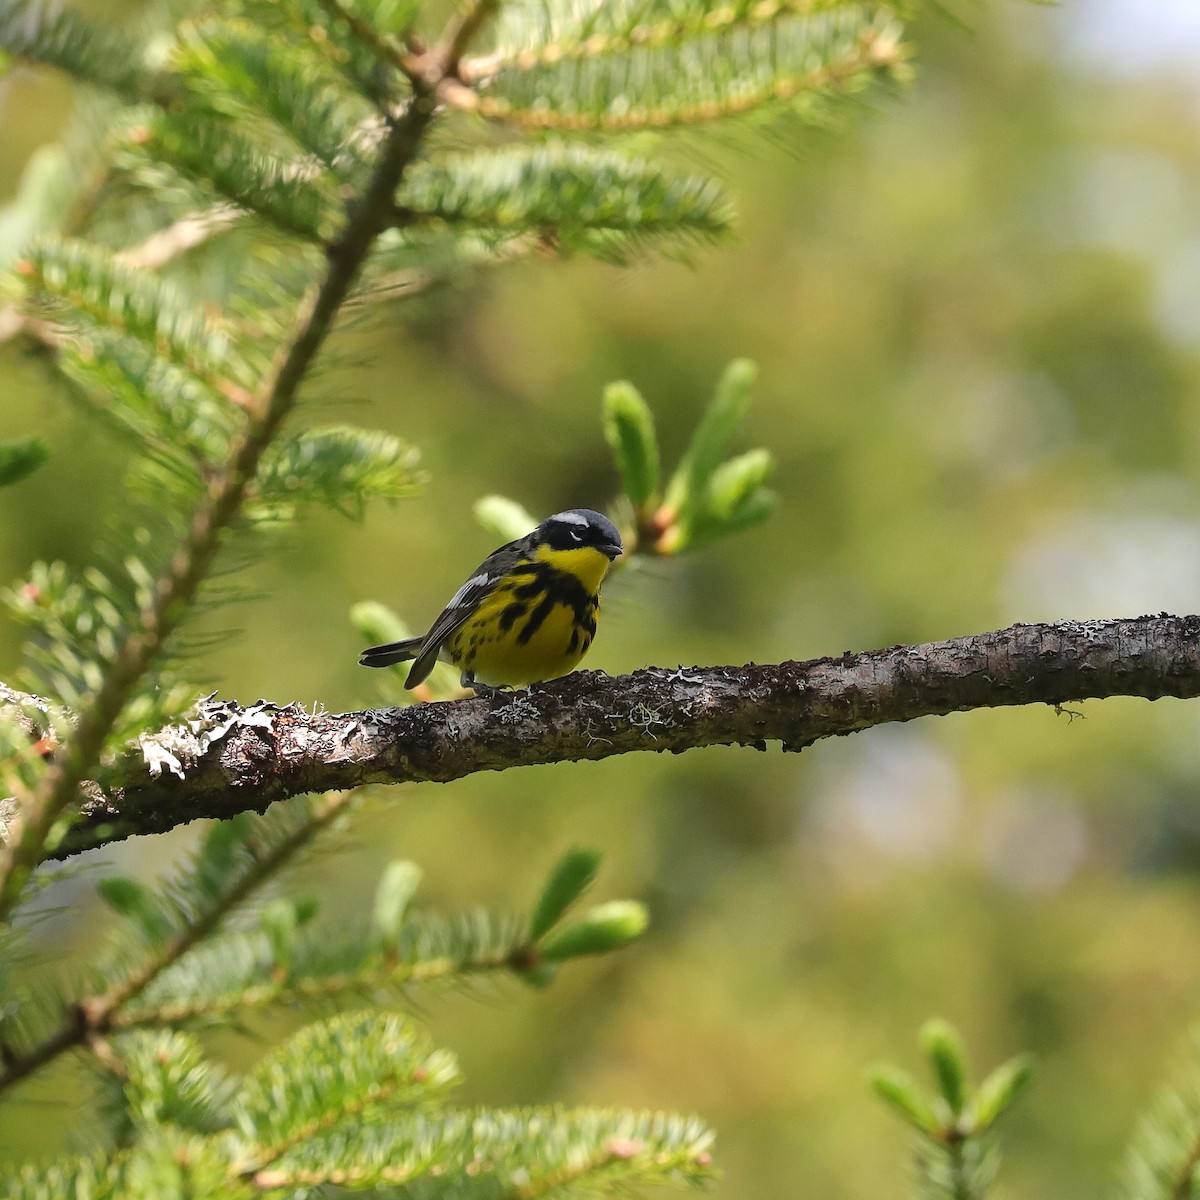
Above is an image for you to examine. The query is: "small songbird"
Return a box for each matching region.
[360,509,624,690]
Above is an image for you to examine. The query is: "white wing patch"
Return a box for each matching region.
[446,572,490,609]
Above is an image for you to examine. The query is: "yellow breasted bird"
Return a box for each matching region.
[360,509,623,690]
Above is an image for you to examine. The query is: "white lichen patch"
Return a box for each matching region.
[1042,619,1110,644]
[582,720,614,748]
[135,697,291,779]
[139,729,189,779]
[192,695,278,753]
[626,702,672,739]
[662,667,706,686]
[355,711,390,739]
[495,694,539,725]
[336,720,358,743]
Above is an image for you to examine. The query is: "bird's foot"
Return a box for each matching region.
[460,671,505,695]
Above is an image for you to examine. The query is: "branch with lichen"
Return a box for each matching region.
[3,614,1193,858]
[0,0,497,921]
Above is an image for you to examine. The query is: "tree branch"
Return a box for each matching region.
[0,95,427,910]
[0,791,354,1097]
[0,0,504,913]
[30,614,1200,857]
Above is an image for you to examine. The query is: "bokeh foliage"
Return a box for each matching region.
[3,1,1200,1199]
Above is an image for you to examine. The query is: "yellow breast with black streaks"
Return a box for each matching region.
[444,545,609,687]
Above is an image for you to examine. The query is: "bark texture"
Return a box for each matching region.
[20,613,1196,855]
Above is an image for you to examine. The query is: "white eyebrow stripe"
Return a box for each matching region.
[447,573,489,607]
[555,511,589,526]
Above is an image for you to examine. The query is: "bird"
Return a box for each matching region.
[360,509,624,690]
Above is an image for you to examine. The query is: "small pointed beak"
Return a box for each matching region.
[602,541,624,561]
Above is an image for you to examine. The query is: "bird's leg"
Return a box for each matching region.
[461,670,503,695]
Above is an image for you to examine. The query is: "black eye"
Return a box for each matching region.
[569,530,583,543]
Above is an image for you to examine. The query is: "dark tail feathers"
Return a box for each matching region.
[359,636,424,669]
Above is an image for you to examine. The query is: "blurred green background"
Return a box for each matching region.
[5,1,1200,1196]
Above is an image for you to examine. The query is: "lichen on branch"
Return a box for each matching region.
[10,614,1194,858]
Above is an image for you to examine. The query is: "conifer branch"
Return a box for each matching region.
[0,211,239,350]
[0,791,353,1096]
[473,10,902,132]
[115,207,242,270]
[314,0,414,76]
[7,614,1196,856]
[0,0,500,919]
[23,240,256,407]
[86,793,353,1018]
[107,940,516,1031]
[464,0,870,81]
[245,1108,713,1192]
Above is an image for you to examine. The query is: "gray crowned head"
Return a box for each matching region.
[539,509,623,559]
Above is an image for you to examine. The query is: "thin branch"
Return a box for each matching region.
[314,0,415,76]
[459,0,869,83]
[18,614,1200,856]
[0,790,354,1097]
[248,1141,630,1194]
[109,940,517,1030]
[0,209,241,352]
[507,1145,645,1200]
[439,0,502,72]
[114,206,242,270]
[472,23,901,131]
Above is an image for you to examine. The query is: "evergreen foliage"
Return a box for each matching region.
[396,144,735,262]
[0,0,1083,1196]
[0,0,157,100]
[0,1019,713,1200]
[869,1019,1034,1200]
[1124,1030,1200,1200]
[478,0,906,130]
[0,812,674,1198]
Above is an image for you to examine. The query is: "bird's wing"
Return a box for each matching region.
[405,538,526,686]
[416,569,498,653]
